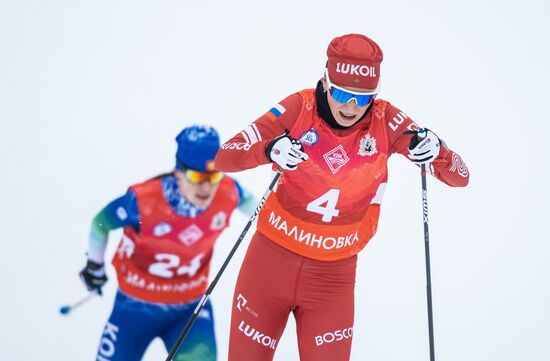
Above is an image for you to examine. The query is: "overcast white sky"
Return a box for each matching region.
[1,0,549,360]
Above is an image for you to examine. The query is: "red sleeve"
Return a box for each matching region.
[386,103,470,187]
[214,93,303,172]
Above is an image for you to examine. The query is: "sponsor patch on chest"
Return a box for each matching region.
[323,145,349,173]
[210,211,227,231]
[358,133,378,157]
[152,222,172,237]
[299,128,319,146]
[178,224,204,246]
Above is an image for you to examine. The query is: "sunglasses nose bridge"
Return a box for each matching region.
[347,97,358,105]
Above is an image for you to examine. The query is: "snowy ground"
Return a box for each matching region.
[1,0,549,360]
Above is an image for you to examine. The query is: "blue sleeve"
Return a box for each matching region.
[233,180,257,216]
[99,190,141,231]
[86,190,140,264]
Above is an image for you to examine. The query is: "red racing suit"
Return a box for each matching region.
[215,89,469,360]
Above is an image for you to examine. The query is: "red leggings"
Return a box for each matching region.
[228,232,357,361]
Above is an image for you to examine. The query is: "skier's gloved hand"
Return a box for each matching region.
[80,260,107,295]
[265,133,308,170]
[404,128,441,164]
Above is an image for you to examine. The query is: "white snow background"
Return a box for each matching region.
[1,0,548,360]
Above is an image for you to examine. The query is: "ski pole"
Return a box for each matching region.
[164,169,283,361]
[420,163,436,361]
[59,291,99,315]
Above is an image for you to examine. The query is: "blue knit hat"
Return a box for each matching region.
[175,125,220,172]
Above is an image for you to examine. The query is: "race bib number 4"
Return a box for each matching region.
[306,189,340,222]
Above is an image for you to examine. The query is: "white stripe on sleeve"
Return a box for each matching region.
[244,125,259,144]
[251,123,262,142]
[240,131,251,144]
